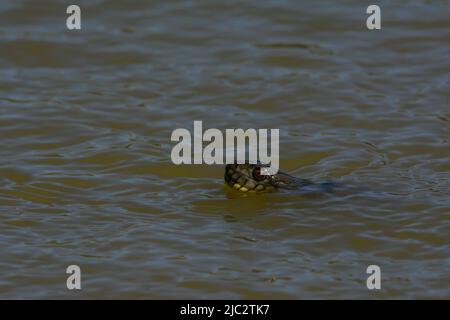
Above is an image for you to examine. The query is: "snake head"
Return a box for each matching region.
[224,163,301,192]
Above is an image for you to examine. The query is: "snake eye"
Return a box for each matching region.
[252,167,266,181]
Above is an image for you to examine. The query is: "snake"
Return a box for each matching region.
[224,163,335,193]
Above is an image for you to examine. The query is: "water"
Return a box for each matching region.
[0,0,449,299]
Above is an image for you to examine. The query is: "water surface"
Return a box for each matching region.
[0,0,449,299]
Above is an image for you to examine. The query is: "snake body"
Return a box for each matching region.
[224,163,329,193]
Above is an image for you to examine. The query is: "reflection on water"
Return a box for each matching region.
[0,0,449,298]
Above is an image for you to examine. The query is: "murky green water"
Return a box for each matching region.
[0,0,449,299]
